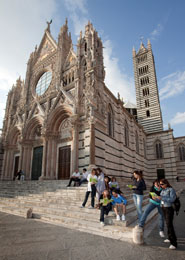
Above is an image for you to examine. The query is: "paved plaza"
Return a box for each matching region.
[0,191,185,260]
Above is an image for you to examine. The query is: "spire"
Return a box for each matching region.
[132,46,136,57]
[147,39,152,50]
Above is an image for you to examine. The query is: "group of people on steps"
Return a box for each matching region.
[67,167,178,250]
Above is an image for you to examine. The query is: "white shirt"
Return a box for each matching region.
[82,171,89,180]
[87,174,98,191]
[72,172,80,178]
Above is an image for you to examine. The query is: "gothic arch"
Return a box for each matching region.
[46,104,73,133]
[107,103,114,137]
[6,126,21,145]
[154,139,163,159]
[177,143,185,161]
[23,116,43,140]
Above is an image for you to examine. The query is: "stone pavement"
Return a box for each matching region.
[0,191,185,260]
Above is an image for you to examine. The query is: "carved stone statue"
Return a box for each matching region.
[46,19,52,32]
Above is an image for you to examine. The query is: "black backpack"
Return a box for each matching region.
[173,197,181,216]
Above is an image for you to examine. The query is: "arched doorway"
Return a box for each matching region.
[45,105,74,180]
[22,116,44,180]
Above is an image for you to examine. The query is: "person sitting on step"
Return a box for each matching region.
[109,177,122,194]
[67,169,81,187]
[81,168,98,209]
[79,168,88,186]
[99,189,112,226]
[111,190,127,221]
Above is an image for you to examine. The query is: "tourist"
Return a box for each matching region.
[81,168,98,209]
[109,176,121,194]
[20,170,25,181]
[157,179,177,250]
[104,176,111,191]
[132,170,146,221]
[96,168,105,201]
[79,168,88,186]
[139,179,165,238]
[111,190,127,221]
[67,169,80,187]
[99,190,112,226]
[16,170,21,180]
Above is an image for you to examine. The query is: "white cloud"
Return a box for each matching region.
[64,0,88,35]
[64,1,135,103]
[0,0,59,129]
[159,71,185,100]
[103,40,136,103]
[150,23,163,40]
[170,112,185,126]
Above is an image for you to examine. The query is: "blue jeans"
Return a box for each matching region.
[139,202,164,231]
[133,194,143,221]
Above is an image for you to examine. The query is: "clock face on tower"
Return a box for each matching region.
[35,71,52,96]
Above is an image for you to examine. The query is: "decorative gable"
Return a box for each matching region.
[35,31,57,65]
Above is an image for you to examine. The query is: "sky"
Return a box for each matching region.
[0,0,185,137]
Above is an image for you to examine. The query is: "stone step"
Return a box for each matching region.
[0,192,150,209]
[0,205,133,242]
[0,196,150,227]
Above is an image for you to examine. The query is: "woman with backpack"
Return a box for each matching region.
[158,179,177,250]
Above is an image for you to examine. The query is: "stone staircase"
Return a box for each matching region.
[0,180,157,242]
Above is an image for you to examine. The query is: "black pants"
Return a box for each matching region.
[82,185,96,207]
[79,178,87,186]
[162,206,177,247]
[100,203,112,222]
[68,177,80,186]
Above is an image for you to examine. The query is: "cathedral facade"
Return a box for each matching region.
[0,20,185,181]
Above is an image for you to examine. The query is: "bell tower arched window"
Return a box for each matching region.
[108,104,114,137]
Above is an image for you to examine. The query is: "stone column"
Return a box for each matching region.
[18,145,23,171]
[46,139,52,179]
[88,119,96,170]
[2,148,8,180]
[25,146,32,179]
[71,116,79,174]
[40,138,48,180]
[50,139,57,179]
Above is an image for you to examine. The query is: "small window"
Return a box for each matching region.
[146,110,150,117]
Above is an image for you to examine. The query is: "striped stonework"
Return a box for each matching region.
[133,40,163,134]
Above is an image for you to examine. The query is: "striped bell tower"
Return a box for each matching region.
[133,40,163,133]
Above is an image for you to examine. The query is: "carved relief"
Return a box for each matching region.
[36,39,55,64]
[59,118,72,139]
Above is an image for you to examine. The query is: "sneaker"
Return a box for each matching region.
[116,215,120,221]
[100,222,105,226]
[121,215,126,221]
[80,205,85,208]
[169,245,176,250]
[159,231,165,238]
[164,239,170,243]
[88,206,94,209]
